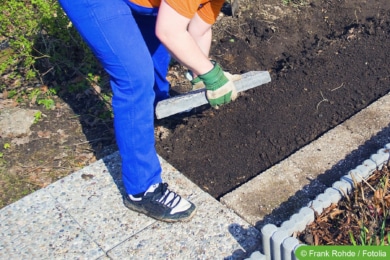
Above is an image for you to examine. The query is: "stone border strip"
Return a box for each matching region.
[246,144,390,260]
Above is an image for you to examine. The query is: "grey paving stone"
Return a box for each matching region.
[44,153,206,253]
[370,152,389,170]
[287,124,366,175]
[280,219,295,236]
[107,192,261,260]
[0,189,104,259]
[1,151,234,259]
[323,187,342,204]
[46,156,155,252]
[246,251,266,260]
[342,94,390,139]
[220,159,306,226]
[332,180,353,195]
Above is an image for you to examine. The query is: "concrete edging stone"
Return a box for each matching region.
[246,144,390,260]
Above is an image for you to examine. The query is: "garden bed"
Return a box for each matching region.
[255,145,390,260]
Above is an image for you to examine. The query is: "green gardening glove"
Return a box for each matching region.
[190,75,205,90]
[198,62,237,107]
[185,71,205,90]
[186,69,241,91]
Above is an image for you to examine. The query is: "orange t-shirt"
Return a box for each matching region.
[129,0,224,24]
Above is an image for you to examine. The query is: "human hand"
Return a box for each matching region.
[187,70,241,91]
[198,62,238,107]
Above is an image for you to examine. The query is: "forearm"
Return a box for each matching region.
[156,0,213,76]
[159,29,213,75]
[190,28,211,57]
[187,13,212,57]
[187,15,212,77]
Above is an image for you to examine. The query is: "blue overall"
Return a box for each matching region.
[58,0,170,195]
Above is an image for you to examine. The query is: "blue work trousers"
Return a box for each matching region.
[58,0,170,195]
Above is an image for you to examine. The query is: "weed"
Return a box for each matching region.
[347,167,390,246]
[26,87,56,109]
[350,216,389,246]
[34,111,42,123]
[28,89,41,101]
[6,90,18,99]
[0,0,104,104]
[38,98,55,110]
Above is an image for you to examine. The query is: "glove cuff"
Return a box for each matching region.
[191,76,202,85]
[198,62,228,90]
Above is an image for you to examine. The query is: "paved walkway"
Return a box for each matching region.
[0,153,261,259]
[2,92,390,259]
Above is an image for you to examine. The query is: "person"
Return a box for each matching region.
[58,0,238,222]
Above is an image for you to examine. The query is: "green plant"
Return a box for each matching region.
[348,170,390,246]
[378,216,389,246]
[0,0,102,97]
[352,217,389,246]
[28,89,41,101]
[3,143,10,149]
[26,87,56,109]
[1,1,42,79]
[37,98,55,109]
[34,111,42,123]
[349,230,357,245]
[359,225,372,246]
[6,90,18,99]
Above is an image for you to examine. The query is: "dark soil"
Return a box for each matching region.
[1,0,390,212]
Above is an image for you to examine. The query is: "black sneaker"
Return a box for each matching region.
[123,183,196,222]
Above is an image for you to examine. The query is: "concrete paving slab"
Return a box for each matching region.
[221,92,390,228]
[46,156,155,252]
[342,94,390,138]
[287,124,367,176]
[0,188,104,259]
[108,192,260,259]
[0,150,260,259]
[46,153,205,253]
[219,160,305,227]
